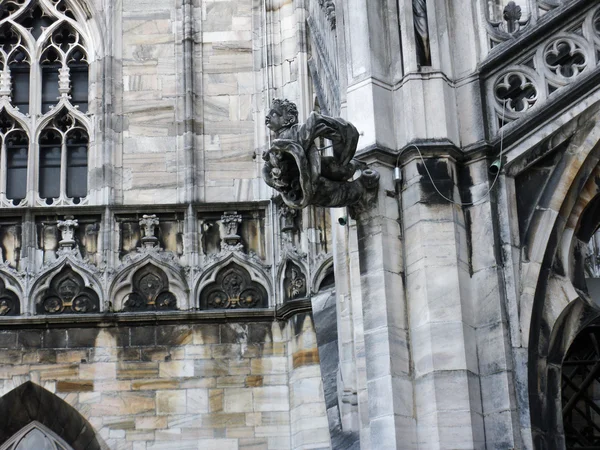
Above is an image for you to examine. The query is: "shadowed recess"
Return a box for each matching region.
[0,381,100,450]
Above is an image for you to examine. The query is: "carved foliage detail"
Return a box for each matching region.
[0,276,19,316]
[122,265,177,312]
[283,261,306,301]
[37,266,99,314]
[200,263,267,309]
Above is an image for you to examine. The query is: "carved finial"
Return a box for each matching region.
[0,70,11,98]
[139,214,159,249]
[220,211,243,252]
[58,67,70,96]
[503,1,522,34]
[57,216,78,249]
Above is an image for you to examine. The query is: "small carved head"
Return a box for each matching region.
[265,98,298,132]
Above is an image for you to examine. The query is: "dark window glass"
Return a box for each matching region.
[69,63,88,112]
[66,129,87,199]
[39,130,61,200]
[6,131,27,203]
[10,63,30,114]
[41,65,60,113]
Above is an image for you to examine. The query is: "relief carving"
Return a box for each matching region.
[283,261,307,301]
[0,276,19,316]
[139,214,160,249]
[200,263,268,309]
[122,264,177,312]
[57,216,78,250]
[262,99,379,215]
[220,211,243,252]
[36,265,99,314]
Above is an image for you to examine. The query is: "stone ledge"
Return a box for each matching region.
[0,302,313,329]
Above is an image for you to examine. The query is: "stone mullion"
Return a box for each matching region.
[0,140,7,198]
[59,134,67,199]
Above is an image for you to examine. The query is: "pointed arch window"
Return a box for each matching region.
[0,0,91,207]
[0,110,28,205]
[0,421,74,450]
[39,110,88,204]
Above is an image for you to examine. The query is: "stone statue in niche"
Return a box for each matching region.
[220,211,243,252]
[262,99,379,214]
[57,216,78,249]
[413,0,431,66]
[139,214,159,249]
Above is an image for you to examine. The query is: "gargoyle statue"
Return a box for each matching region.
[262,99,379,212]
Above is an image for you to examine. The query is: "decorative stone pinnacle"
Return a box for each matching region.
[58,67,71,95]
[57,216,78,249]
[0,71,11,98]
[220,211,243,252]
[139,214,160,249]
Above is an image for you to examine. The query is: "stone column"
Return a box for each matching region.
[352,162,416,449]
[402,153,485,448]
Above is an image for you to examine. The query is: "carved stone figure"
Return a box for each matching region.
[220,211,243,252]
[413,0,431,66]
[139,214,159,249]
[57,216,78,249]
[262,99,379,213]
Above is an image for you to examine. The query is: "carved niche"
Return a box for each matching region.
[200,263,268,309]
[122,265,177,312]
[283,261,307,301]
[0,276,19,316]
[36,266,99,314]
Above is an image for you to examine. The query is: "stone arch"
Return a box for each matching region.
[198,261,269,310]
[0,270,22,316]
[516,107,600,447]
[109,256,188,311]
[277,258,308,302]
[311,256,334,293]
[29,259,102,314]
[0,381,101,450]
[194,253,272,307]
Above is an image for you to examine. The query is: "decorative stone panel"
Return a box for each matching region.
[484,4,600,134]
[0,277,18,316]
[35,265,99,315]
[122,264,177,312]
[199,263,268,309]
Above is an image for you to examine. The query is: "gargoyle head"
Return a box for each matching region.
[265,98,298,133]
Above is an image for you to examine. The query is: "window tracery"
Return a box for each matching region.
[485,0,576,47]
[0,0,90,207]
[200,263,268,309]
[0,276,19,316]
[36,265,99,314]
[0,421,74,450]
[122,265,178,312]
